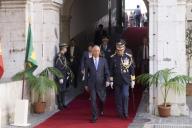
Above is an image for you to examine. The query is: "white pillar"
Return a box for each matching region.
[148,0,159,114]
[149,0,187,114]
[0,107,1,128]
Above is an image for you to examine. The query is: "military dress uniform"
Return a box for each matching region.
[54,44,72,109]
[110,50,135,118]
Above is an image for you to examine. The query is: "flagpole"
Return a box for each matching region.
[22,63,26,99]
[22,18,31,99]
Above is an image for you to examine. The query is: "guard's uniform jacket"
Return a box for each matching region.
[110,52,135,86]
[110,52,135,117]
[54,52,70,91]
[54,52,72,109]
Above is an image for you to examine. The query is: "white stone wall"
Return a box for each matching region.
[149,0,187,114]
[0,81,23,126]
[0,0,62,126]
[0,0,27,81]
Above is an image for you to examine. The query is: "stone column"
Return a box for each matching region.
[0,0,29,125]
[148,0,159,114]
[30,0,63,112]
[149,0,187,114]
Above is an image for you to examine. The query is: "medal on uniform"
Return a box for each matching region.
[121,56,132,73]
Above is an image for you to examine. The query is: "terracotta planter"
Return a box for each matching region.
[34,102,46,114]
[158,104,171,117]
[186,83,192,96]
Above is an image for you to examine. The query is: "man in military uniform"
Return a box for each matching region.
[54,43,73,110]
[110,40,135,119]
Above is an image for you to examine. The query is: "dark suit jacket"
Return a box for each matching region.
[81,51,90,71]
[137,45,149,64]
[100,44,112,63]
[85,57,110,100]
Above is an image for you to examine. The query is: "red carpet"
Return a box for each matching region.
[35,85,143,128]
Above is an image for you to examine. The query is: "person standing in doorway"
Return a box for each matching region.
[94,24,107,45]
[100,36,113,65]
[84,45,110,123]
[110,40,135,119]
[134,5,142,27]
[137,37,149,74]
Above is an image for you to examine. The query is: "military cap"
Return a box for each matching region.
[116,39,126,50]
[59,43,68,47]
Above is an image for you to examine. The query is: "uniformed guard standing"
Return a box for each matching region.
[110,40,135,119]
[54,43,73,110]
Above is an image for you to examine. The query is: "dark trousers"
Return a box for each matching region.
[57,91,66,108]
[90,89,105,119]
[135,15,141,27]
[114,84,129,116]
[141,60,149,74]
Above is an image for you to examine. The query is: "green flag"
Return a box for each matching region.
[25,23,38,69]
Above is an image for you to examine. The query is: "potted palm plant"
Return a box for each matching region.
[13,67,63,113]
[30,67,63,113]
[186,27,192,96]
[136,68,191,117]
[12,67,37,98]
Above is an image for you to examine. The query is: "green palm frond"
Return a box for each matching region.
[39,67,63,78]
[136,68,191,105]
[12,67,35,81]
[31,75,58,102]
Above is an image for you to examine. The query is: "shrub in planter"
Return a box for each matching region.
[136,68,191,117]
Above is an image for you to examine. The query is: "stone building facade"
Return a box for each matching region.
[0,0,191,126]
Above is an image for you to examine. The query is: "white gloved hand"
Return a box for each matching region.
[110,82,114,89]
[70,58,74,62]
[131,81,135,89]
[59,79,64,84]
[106,81,110,87]
[85,86,89,92]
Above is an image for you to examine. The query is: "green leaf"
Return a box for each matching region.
[136,68,190,105]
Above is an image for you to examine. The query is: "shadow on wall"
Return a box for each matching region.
[71,8,117,54]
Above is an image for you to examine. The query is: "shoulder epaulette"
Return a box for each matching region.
[110,52,116,58]
[125,53,132,57]
[57,53,61,57]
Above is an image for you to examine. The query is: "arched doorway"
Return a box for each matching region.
[61,0,152,112]
[61,0,188,116]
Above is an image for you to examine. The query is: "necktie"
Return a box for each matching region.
[94,58,98,70]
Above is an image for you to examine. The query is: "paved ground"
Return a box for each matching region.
[129,91,192,128]
[5,86,82,128]
[5,87,192,128]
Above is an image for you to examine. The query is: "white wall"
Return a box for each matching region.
[0,1,27,82]
[0,81,23,126]
[0,0,62,126]
[149,0,187,114]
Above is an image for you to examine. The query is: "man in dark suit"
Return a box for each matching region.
[94,24,107,45]
[80,43,94,75]
[85,45,110,123]
[137,37,149,74]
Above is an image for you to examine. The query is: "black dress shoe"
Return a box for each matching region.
[124,115,129,119]
[100,111,104,116]
[119,114,124,119]
[90,118,97,123]
[63,105,68,108]
[58,105,64,110]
